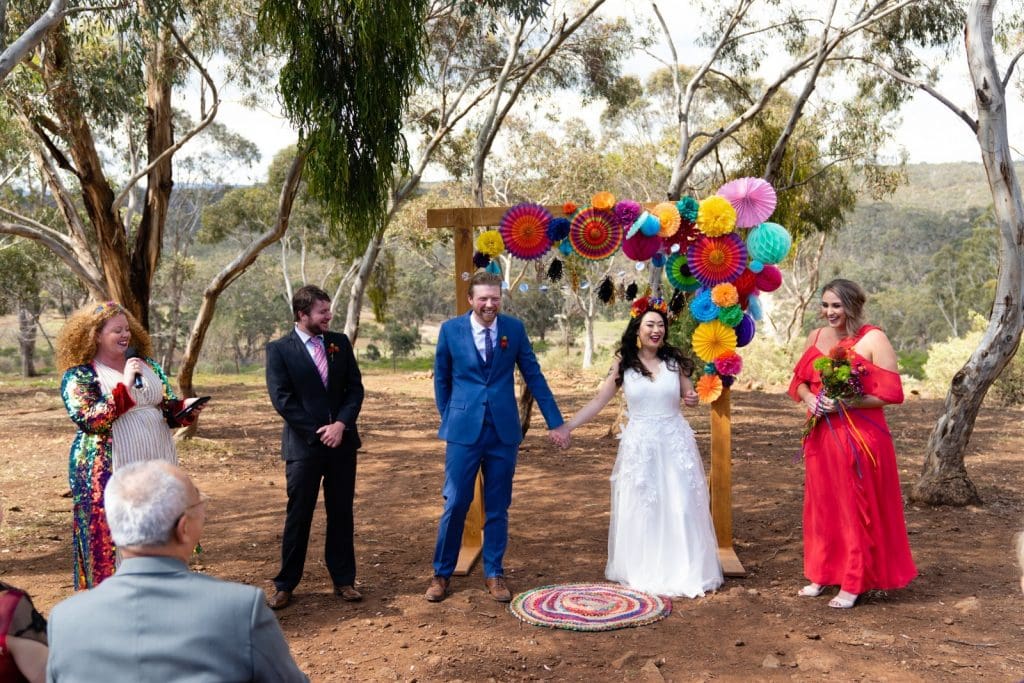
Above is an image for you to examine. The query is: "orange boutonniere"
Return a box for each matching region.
[500,336,508,350]
[327,342,340,360]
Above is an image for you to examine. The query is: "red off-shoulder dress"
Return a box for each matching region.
[788,325,917,594]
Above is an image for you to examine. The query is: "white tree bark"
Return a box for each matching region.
[0,0,65,82]
[911,0,1024,505]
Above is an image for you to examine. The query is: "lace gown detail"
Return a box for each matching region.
[606,362,723,597]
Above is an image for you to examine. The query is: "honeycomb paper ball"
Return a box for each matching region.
[755,264,782,292]
[746,222,791,265]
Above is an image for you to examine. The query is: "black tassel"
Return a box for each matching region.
[598,276,614,304]
[625,282,639,301]
[669,288,686,315]
[547,258,563,282]
[473,251,490,268]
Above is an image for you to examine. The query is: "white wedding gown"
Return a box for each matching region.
[606,361,724,597]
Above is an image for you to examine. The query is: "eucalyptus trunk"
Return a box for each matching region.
[910,0,1023,506]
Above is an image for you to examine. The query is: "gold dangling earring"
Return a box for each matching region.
[636,336,642,350]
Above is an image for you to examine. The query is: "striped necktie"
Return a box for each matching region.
[309,336,328,387]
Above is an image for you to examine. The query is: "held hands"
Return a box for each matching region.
[317,421,346,448]
[807,392,837,416]
[682,388,699,407]
[548,424,571,449]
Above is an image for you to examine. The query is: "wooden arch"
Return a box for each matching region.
[426,205,745,577]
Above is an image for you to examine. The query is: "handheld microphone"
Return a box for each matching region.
[125,347,143,389]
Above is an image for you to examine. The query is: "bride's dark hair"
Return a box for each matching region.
[614,308,694,387]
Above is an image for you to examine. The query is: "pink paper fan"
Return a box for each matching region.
[717,177,777,228]
[621,232,662,261]
[500,203,554,260]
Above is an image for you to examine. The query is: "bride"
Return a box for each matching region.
[563,296,723,597]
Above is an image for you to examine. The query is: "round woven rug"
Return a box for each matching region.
[508,583,671,631]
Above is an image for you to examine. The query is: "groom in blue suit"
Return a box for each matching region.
[426,271,569,603]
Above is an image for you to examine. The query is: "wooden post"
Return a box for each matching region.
[710,387,745,576]
[426,205,745,577]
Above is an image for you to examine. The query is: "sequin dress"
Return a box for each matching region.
[606,362,724,597]
[60,359,180,590]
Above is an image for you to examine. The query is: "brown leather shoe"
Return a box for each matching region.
[334,585,362,602]
[484,576,512,602]
[268,590,292,610]
[425,576,449,602]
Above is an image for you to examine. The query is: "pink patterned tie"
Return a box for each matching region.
[309,336,328,387]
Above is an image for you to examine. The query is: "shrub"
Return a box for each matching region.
[992,347,1024,406]
[897,349,928,380]
[921,314,986,398]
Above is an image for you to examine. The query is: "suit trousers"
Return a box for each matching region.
[275,446,358,592]
[432,410,518,579]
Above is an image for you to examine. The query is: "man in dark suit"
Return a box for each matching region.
[47,461,308,682]
[265,285,364,610]
[426,271,569,603]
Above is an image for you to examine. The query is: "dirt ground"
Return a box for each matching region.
[1,368,1022,682]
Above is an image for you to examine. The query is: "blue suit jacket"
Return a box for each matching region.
[434,312,562,446]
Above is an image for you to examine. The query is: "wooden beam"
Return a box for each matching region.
[710,386,745,576]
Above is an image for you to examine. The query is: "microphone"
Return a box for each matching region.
[125,347,143,389]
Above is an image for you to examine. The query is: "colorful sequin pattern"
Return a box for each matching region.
[60,361,177,590]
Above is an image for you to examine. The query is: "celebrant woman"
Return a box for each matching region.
[788,278,916,609]
[561,297,723,597]
[57,301,205,589]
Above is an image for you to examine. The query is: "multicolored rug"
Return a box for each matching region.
[508,583,672,631]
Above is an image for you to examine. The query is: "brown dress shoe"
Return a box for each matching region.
[334,585,362,602]
[484,576,512,602]
[425,576,450,602]
[268,590,292,610]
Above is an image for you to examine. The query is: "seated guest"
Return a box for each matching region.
[0,507,47,683]
[46,461,308,682]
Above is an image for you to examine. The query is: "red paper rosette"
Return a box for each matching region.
[686,233,748,286]
[499,203,554,260]
[569,208,623,260]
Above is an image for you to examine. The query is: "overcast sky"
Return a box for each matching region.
[211,2,1012,185]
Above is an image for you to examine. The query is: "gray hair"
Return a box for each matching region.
[104,461,190,547]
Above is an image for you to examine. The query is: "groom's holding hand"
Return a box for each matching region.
[426,271,569,603]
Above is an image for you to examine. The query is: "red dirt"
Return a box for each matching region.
[1,370,1022,681]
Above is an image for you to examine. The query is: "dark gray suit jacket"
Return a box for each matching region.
[46,556,308,682]
[265,329,363,460]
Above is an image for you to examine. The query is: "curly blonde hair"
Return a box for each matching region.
[56,301,154,371]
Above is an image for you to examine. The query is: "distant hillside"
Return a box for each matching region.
[872,161,1002,211]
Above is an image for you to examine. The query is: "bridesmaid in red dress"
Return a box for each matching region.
[788,279,917,608]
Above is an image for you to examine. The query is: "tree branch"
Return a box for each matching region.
[851,55,978,133]
[0,0,65,82]
[1002,46,1024,89]
[112,24,220,211]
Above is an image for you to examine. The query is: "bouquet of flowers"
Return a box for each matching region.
[802,345,866,438]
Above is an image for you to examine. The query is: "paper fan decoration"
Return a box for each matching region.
[499,203,553,260]
[692,320,738,362]
[653,202,681,238]
[665,253,700,291]
[687,233,748,286]
[569,208,623,260]
[696,373,723,404]
[717,177,778,228]
[621,232,662,261]
[696,195,737,237]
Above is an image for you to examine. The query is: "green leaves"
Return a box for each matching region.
[258,0,428,249]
